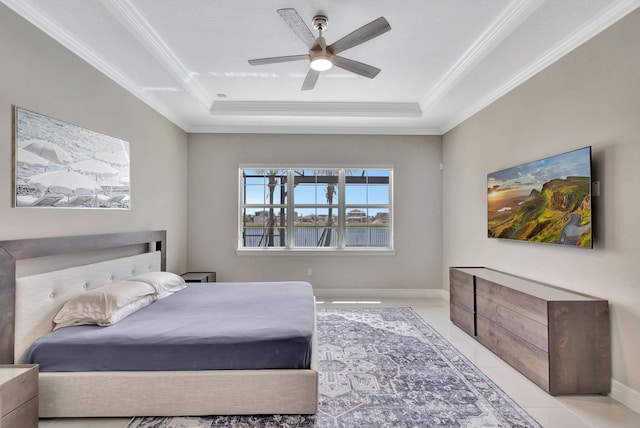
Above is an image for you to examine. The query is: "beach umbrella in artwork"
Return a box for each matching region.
[95,151,128,167]
[16,147,50,168]
[119,176,130,189]
[26,170,102,196]
[20,139,73,165]
[95,151,129,194]
[71,159,118,181]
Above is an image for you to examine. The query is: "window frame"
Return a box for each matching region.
[238,166,394,255]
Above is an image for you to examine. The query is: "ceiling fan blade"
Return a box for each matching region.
[248,54,309,66]
[329,17,391,54]
[333,55,381,79]
[301,69,320,90]
[277,8,317,48]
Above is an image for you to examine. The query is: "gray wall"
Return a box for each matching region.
[187,133,442,294]
[0,4,189,272]
[443,9,640,395]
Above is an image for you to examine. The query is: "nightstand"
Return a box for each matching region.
[181,272,216,283]
[0,364,38,428]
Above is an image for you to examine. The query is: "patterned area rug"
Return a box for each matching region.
[127,307,541,428]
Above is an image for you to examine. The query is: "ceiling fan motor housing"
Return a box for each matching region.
[313,15,328,31]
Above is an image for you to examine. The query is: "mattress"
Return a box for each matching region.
[24,281,315,372]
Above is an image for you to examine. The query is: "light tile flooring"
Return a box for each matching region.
[39,297,639,428]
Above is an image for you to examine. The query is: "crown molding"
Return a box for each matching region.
[188,123,441,135]
[420,0,544,114]
[99,0,212,111]
[440,0,640,134]
[210,101,422,118]
[2,0,191,131]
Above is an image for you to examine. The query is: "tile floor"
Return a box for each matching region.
[39,297,639,428]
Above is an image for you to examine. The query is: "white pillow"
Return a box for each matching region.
[53,281,156,329]
[128,271,187,299]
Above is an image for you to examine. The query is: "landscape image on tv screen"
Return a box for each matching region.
[487,147,592,247]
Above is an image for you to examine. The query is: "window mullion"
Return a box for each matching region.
[338,169,346,248]
[287,169,294,248]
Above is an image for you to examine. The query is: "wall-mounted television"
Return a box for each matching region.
[487,147,592,248]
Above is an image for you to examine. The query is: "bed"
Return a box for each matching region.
[0,231,318,418]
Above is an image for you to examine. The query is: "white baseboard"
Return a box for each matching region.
[313,288,448,300]
[610,379,640,414]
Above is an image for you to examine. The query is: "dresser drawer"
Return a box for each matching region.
[450,268,475,311]
[450,282,474,313]
[476,294,548,352]
[1,396,38,428]
[0,365,38,428]
[476,278,547,325]
[0,365,38,419]
[477,315,550,392]
[450,303,475,336]
[450,268,474,292]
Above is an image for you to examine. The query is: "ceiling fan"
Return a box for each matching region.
[248,8,391,90]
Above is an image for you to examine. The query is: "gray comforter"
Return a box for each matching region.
[25,281,315,372]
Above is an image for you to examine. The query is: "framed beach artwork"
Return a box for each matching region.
[12,107,130,209]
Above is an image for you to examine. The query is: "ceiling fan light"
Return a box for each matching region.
[310,55,333,71]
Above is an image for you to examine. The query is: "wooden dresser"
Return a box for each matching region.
[449,267,610,395]
[0,364,38,427]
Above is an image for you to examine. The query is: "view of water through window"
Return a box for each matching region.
[240,168,392,250]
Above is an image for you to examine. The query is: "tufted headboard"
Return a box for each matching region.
[0,230,166,364]
[14,251,161,362]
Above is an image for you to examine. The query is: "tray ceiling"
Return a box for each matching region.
[3,0,639,134]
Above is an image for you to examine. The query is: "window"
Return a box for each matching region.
[239,167,393,251]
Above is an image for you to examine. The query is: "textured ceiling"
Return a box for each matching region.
[3,0,639,134]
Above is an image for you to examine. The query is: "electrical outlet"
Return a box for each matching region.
[306,268,313,276]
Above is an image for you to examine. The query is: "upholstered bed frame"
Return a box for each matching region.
[0,231,318,418]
